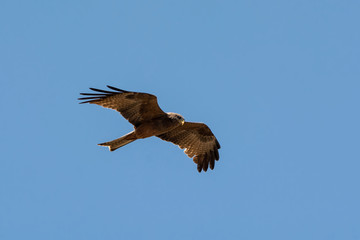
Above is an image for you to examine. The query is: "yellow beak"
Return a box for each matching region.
[181,120,185,125]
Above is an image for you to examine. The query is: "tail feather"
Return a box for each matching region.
[98,131,137,151]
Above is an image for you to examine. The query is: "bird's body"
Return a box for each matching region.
[79,86,220,172]
[134,113,184,139]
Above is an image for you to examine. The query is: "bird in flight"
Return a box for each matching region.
[78,86,220,172]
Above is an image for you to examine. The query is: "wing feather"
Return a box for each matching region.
[79,86,166,127]
[157,122,221,172]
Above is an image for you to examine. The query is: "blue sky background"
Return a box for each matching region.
[1,0,359,239]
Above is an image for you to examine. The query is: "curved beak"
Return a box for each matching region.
[181,120,185,125]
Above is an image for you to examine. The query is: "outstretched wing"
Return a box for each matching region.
[157,122,221,172]
[78,85,166,127]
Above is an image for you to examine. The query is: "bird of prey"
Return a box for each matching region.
[78,85,220,172]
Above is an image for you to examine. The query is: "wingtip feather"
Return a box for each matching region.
[106,85,128,92]
[89,87,116,94]
[216,139,221,149]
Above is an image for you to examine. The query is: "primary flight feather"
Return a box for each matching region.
[78,85,221,172]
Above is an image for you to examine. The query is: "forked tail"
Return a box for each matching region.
[98,131,137,151]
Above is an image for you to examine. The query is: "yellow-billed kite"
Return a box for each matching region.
[79,86,220,172]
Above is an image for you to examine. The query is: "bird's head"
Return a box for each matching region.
[167,112,185,125]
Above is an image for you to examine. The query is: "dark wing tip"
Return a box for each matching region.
[202,163,208,172]
[210,159,215,170]
[202,153,209,172]
[80,93,104,96]
[89,87,116,94]
[78,100,95,104]
[77,96,103,104]
[78,97,99,100]
[214,147,219,161]
[209,150,215,170]
[78,86,129,104]
[194,154,213,173]
[106,85,129,92]
[216,139,221,149]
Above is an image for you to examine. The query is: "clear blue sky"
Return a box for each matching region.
[1,1,359,239]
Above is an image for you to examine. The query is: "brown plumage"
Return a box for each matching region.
[78,85,221,172]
